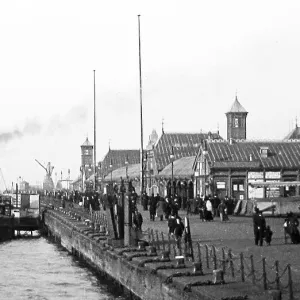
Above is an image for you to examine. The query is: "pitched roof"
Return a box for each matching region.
[226,96,248,114]
[284,125,300,140]
[154,132,223,172]
[158,156,195,179]
[104,163,140,182]
[100,149,140,177]
[206,140,300,169]
[81,137,93,147]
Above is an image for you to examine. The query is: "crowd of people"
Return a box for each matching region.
[44,188,300,247]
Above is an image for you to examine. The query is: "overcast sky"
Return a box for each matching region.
[1,0,300,190]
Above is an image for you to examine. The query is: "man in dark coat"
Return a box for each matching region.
[253,207,266,246]
[142,192,148,211]
[149,194,157,221]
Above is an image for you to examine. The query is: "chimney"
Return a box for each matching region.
[208,131,212,140]
[229,138,233,145]
[249,154,253,161]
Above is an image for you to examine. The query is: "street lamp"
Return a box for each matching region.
[143,153,147,194]
[203,149,208,196]
[109,159,113,184]
[125,156,129,180]
[170,146,174,198]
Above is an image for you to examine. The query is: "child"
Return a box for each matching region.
[264,225,273,246]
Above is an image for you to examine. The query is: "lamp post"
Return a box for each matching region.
[125,156,129,181]
[109,160,113,184]
[170,146,174,198]
[97,162,101,191]
[143,153,147,194]
[203,149,208,196]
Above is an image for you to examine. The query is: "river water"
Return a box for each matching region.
[0,234,129,300]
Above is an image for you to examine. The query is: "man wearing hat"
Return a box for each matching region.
[253,207,266,246]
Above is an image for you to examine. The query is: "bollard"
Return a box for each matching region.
[99,225,106,233]
[212,269,224,284]
[89,222,94,231]
[193,262,203,275]
[148,246,157,255]
[161,251,170,260]
[175,255,185,267]
[138,241,146,251]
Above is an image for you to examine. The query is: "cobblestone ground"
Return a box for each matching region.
[42,198,300,299]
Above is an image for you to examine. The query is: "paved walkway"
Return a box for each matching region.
[42,197,300,299]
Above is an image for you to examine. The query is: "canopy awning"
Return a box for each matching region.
[248,181,300,188]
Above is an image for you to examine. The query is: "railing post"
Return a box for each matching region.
[222,248,226,274]
[197,243,203,274]
[205,244,209,269]
[240,252,245,282]
[151,229,155,247]
[228,249,235,278]
[262,257,267,290]
[250,255,255,284]
[173,243,177,258]
[287,264,294,300]
[212,246,217,269]
[155,230,160,250]
[275,261,280,291]
[178,239,182,256]
[161,232,165,251]
[168,234,171,253]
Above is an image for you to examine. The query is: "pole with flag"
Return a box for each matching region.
[138,15,144,196]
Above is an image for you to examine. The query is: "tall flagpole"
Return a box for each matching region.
[138,15,144,196]
[93,70,97,191]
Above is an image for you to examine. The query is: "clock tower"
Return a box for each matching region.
[81,137,94,181]
[226,96,248,140]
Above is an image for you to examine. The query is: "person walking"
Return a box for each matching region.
[253,207,266,246]
[156,196,165,221]
[205,197,213,221]
[149,193,157,221]
[218,199,229,222]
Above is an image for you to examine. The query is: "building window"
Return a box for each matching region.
[216,182,226,189]
[234,118,239,128]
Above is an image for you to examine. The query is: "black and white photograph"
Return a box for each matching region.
[0,1,300,299]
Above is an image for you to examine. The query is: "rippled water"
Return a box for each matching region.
[0,234,128,300]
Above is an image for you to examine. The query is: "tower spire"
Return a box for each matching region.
[162,117,165,134]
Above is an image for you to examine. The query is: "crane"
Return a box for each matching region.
[35,159,54,191]
[0,168,8,193]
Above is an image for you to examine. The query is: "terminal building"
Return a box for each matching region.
[193,97,300,200]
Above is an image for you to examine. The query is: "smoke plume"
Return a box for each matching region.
[0,120,42,144]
